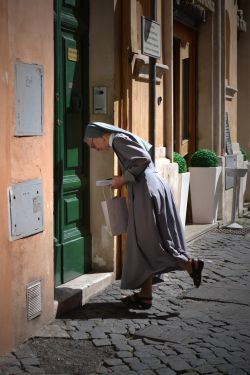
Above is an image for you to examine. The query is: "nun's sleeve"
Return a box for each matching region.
[112,134,151,184]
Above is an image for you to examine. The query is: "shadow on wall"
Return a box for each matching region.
[54,287,83,318]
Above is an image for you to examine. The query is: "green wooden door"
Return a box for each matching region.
[54,0,91,286]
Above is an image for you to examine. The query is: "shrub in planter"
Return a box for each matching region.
[189,149,221,224]
[240,145,248,161]
[173,152,189,228]
[190,149,219,167]
[173,152,187,173]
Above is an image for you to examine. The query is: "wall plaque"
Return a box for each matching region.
[141,17,161,59]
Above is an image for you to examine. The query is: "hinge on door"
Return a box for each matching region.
[56,92,59,101]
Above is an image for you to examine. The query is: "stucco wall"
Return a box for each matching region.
[238,0,250,201]
[225,0,238,143]
[89,0,115,272]
[197,1,242,224]
[224,0,240,223]
[197,12,214,150]
[0,0,54,354]
[0,0,13,354]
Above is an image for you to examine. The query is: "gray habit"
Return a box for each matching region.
[112,133,189,290]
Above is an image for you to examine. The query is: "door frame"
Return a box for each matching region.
[54,0,91,286]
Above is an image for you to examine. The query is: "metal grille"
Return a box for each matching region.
[26,280,42,320]
[213,227,250,236]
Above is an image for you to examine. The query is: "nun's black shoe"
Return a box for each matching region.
[152,275,165,284]
[191,259,204,288]
[121,294,152,310]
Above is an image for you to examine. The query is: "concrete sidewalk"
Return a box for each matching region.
[1,219,250,374]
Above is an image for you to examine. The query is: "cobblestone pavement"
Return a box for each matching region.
[1,221,250,375]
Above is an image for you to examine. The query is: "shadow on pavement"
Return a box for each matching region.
[62,301,179,321]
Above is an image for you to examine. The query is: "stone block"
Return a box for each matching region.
[92,338,111,347]
[103,358,123,366]
[155,158,179,202]
[167,358,191,372]
[156,368,175,375]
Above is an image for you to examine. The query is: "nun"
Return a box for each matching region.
[84,122,204,309]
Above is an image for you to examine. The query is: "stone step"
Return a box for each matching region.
[54,272,115,318]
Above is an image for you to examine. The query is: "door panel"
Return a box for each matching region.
[54,0,91,286]
[173,22,196,161]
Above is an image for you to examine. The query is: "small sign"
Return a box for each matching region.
[68,47,79,62]
[141,17,161,59]
[225,112,233,155]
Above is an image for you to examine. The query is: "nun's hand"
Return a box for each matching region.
[112,176,125,189]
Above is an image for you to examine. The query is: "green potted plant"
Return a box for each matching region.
[189,149,222,224]
[174,151,188,173]
[173,152,189,228]
[190,149,219,167]
[240,145,248,162]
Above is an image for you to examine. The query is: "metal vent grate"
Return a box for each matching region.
[26,280,42,320]
[213,227,250,236]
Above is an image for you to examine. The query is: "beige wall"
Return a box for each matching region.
[238,0,250,201]
[197,11,214,150]
[224,0,240,223]
[197,1,239,151]
[225,0,238,143]
[0,0,54,354]
[89,0,115,272]
[197,0,243,224]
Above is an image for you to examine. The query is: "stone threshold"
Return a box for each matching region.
[54,272,115,318]
[185,222,218,243]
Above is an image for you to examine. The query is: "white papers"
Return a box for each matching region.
[96,179,114,187]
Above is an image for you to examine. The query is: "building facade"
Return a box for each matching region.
[1,0,250,355]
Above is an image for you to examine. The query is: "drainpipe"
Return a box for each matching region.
[149,0,157,163]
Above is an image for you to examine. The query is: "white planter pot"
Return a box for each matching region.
[177,172,190,228]
[189,167,222,224]
[239,160,248,215]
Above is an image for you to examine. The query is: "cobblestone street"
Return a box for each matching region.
[1,221,250,375]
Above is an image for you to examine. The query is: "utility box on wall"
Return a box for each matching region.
[93,86,107,114]
[9,179,44,240]
[15,62,44,136]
